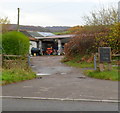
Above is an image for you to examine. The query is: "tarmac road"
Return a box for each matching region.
[2,98,119,111]
[2,56,119,112]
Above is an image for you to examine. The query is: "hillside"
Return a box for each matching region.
[2,24,71,32]
[45,26,71,32]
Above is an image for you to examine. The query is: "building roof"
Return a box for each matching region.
[36,34,75,39]
[27,31,43,37]
[37,32,55,37]
[21,30,74,41]
[20,31,32,37]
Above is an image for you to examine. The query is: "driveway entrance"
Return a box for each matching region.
[2,56,118,102]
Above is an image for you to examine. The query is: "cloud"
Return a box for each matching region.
[0,0,119,26]
[20,13,59,26]
[1,0,119,3]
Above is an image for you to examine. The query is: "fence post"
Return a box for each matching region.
[94,55,97,70]
[28,54,31,66]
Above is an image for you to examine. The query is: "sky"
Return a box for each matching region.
[0,0,119,27]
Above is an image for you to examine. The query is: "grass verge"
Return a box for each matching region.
[1,58,36,85]
[1,67,36,85]
[84,68,119,81]
[64,61,94,68]
[62,56,119,81]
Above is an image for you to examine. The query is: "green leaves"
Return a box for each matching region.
[2,31,30,55]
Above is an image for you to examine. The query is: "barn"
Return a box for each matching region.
[21,30,74,55]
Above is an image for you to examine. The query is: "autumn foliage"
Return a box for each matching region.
[64,23,120,59]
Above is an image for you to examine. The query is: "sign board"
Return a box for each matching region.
[98,47,111,63]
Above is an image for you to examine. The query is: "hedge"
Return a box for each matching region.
[2,31,29,55]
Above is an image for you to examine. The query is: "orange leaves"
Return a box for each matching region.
[64,24,119,58]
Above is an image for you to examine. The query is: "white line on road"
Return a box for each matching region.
[0,96,119,103]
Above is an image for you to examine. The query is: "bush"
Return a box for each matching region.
[64,25,106,58]
[2,31,29,55]
[64,24,119,58]
[0,34,2,54]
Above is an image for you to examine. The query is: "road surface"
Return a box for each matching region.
[2,98,119,111]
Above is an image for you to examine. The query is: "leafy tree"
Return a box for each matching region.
[95,23,120,54]
[83,6,118,25]
[67,25,83,34]
[0,17,11,33]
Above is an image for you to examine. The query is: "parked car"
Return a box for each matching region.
[31,47,41,56]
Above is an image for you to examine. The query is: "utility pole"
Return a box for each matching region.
[118,1,120,22]
[17,8,20,32]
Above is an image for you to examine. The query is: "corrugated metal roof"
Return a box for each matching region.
[37,32,55,37]
[27,31,43,37]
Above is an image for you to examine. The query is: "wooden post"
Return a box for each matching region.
[17,8,20,32]
[108,63,112,71]
[99,63,104,72]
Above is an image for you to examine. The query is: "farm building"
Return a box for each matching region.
[21,30,74,55]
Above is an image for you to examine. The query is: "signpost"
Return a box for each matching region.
[98,47,112,71]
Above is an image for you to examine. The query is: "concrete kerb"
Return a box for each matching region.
[1,96,119,103]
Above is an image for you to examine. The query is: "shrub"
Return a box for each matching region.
[0,34,2,54]
[64,25,109,58]
[64,24,119,58]
[2,31,29,55]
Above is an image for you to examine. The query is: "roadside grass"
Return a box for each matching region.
[84,68,119,81]
[1,67,36,85]
[1,58,36,85]
[61,56,94,68]
[62,56,119,81]
[65,61,94,68]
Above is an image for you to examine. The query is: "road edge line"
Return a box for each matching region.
[0,96,119,103]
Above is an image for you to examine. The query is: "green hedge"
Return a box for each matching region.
[0,34,2,54]
[2,31,29,55]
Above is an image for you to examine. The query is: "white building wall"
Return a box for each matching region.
[29,41,37,54]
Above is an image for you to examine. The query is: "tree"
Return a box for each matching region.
[83,6,118,25]
[0,17,10,24]
[67,25,83,34]
[0,17,11,33]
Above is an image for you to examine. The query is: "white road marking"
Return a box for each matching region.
[0,96,119,103]
[36,73,51,76]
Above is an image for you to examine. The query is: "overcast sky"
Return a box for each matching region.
[0,0,119,27]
